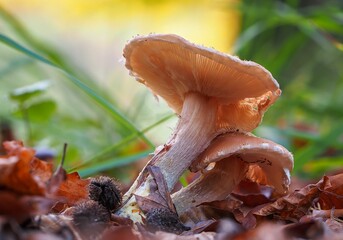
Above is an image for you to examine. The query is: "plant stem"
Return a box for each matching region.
[20,103,32,145]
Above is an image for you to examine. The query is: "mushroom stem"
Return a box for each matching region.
[117,92,218,221]
[155,92,218,190]
[172,157,248,215]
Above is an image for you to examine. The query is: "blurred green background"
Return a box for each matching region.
[0,0,342,183]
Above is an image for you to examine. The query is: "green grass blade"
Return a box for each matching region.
[76,150,151,177]
[68,113,175,171]
[0,34,55,66]
[0,33,154,148]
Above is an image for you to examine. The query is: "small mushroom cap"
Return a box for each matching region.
[190,133,294,194]
[124,34,280,132]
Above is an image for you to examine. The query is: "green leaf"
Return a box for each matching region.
[10,80,50,102]
[17,100,57,122]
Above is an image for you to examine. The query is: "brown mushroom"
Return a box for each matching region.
[172,132,293,214]
[118,34,281,221]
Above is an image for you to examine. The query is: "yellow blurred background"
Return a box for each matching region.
[1,0,239,51]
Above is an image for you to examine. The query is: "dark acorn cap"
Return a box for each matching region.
[72,200,111,226]
[88,176,122,211]
[145,208,190,234]
[72,201,111,239]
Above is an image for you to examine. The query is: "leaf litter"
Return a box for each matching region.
[1,141,343,239]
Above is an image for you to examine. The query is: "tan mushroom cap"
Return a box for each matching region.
[124,34,281,132]
[190,133,294,194]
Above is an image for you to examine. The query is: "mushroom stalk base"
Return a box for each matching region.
[172,157,248,215]
[117,93,218,222]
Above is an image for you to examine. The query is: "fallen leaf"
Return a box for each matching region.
[0,191,56,223]
[102,226,140,240]
[135,166,176,213]
[0,141,53,195]
[135,194,165,213]
[231,180,275,207]
[253,175,331,221]
[46,164,67,195]
[233,222,287,240]
[318,173,343,209]
[148,166,175,211]
[54,172,90,207]
[282,220,325,239]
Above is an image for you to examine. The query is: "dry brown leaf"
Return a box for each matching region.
[0,191,55,223]
[231,180,275,207]
[282,220,325,239]
[187,174,343,231]
[54,172,90,207]
[252,175,331,221]
[251,174,343,223]
[101,226,140,240]
[318,173,343,209]
[47,165,67,195]
[135,166,176,214]
[233,222,287,240]
[0,141,54,195]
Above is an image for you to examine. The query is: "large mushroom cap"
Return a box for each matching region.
[190,133,294,194]
[124,34,281,132]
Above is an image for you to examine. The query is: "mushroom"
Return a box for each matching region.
[118,34,281,221]
[172,132,294,215]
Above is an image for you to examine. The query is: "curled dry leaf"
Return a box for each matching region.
[253,174,343,221]
[0,141,54,195]
[135,166,176,214]
[134,166,190,234]
[54,172,90,207]
[318,173,343,209]
[231,180,275,207]
[0,191,56,223]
